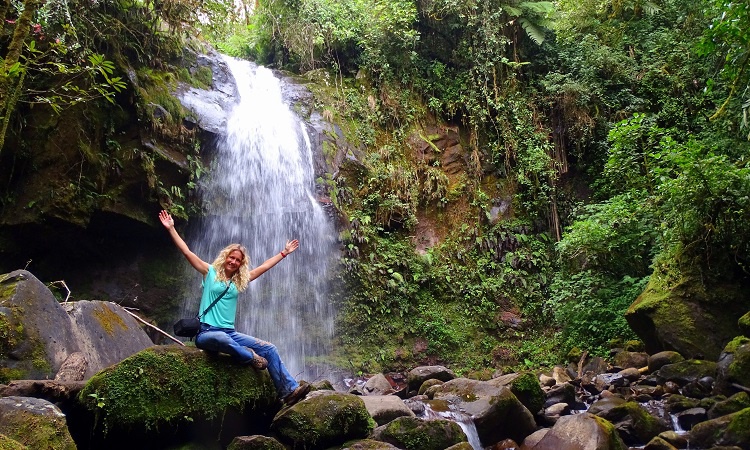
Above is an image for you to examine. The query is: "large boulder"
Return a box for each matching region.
[0,396,76,450]
[655,359,718,386]
[593,401,668,445]
[1,270,80,381]
[79,345,277,431]
[688,407,750,449]
[271,390,373,450]
[625,267,748,360]
[62,300,154,379]
[525,413,628,450]
[716,336,750,394]
[370,416,467,450]
[0,270,155,383]
[360,395,416,426]
[432,377,537,446]
[406,365,456,392]
[490,372,546,415]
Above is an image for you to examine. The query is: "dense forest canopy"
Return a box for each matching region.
[1,0,749,372]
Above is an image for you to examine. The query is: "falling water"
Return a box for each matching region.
[183,55,336,380]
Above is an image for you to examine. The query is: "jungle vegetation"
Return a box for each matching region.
[2,0,749,373]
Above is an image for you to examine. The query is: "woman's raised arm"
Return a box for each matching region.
[159,210,210,275]
[249,239,299,281]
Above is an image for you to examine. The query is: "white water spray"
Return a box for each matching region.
[183,55,336,380]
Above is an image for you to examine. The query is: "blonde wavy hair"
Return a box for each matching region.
[211,244,251,292]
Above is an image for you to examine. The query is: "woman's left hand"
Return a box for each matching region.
[283,239,299,255]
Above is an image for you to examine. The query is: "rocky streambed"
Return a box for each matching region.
[1,269,749,449]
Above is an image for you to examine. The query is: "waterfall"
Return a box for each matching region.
[182,55,336,381]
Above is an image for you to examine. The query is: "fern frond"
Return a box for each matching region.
[641,1,662,15]
[519,1,556,15]
[519,18,546,45]
[504,5,523,17]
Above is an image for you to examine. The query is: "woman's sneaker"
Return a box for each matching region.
[283,382,311,406]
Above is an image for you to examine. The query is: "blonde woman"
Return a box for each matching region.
[159,210,310,406]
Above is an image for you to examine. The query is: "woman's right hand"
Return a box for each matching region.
[159,210,174,229]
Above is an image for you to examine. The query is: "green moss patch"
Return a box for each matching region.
[79,345,277,430]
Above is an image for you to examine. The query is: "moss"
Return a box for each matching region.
[509,372,545,415]
[725,407,750,443]
[725,338,750,386]
[0,434,26,450]
[272,393,373,449]
[0,408,76,450]
[605,402,663,443]
[379,417,467,450]
[78,346,277,431]
[723,336,750,354]
[739,311,750,335]
[590,415,628,450]
[92,303,128,336]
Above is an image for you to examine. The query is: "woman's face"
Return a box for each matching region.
[224,249,244,275]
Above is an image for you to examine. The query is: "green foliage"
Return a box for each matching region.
[549,271,647,355]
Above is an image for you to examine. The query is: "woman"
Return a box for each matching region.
[159,210,311,406]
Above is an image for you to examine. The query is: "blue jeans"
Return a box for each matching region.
[195,324,299,398]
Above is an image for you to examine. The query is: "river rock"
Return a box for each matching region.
[524,413,627,450]
[360,394,416,426]
[648,351,685,373]
[655,359,718,386]
[716,336,750,395]
[363,373,395,395]
[227,435,286,450]
[432,377,537,446]
[341,439,401,449]
[594,400,668,445]
[739,311,750,335]
[613,351,648,369]
[0,396,76,449]
[643,436,678,450]
[406,365,456,392]
[489,372,545,415]
[673,407,706,431]
[371,416,467,450]
[708,392,750,419]
[271,390,373,450]
[688,407,750,449]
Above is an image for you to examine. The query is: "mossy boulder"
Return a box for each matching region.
[595,401,668,445]
[406,365,456,392]
[340,439,400,449]
[79,345,277,430]
[370,416,467,450]
[227,435,286,450]
[270,391,373,450]
[716,336,750,393]
[489,372,545,415]
[432,377,537,446]
[708,392,750,419]
[739,311,750,336]
[647,351,685,373]
[689,407,750,449]
[0,270,79,382]
[0,396,76,450]
[626,265,748,360]
[0,270,155,384]
[527,413,628,450]
[655,359,718,386]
